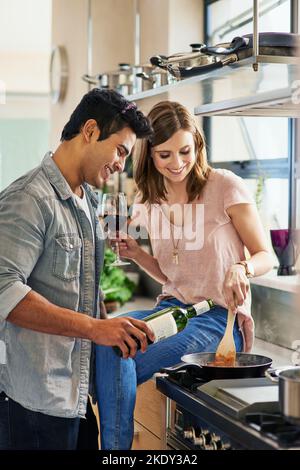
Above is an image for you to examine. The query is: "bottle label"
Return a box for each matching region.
[193,300,210,316]
[147,313,178,343]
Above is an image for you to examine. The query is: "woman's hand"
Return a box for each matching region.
[114,232,142,261]
[222,264,250,312]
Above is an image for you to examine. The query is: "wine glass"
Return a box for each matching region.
[101,192,130,267]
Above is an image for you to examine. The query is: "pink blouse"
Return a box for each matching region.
[132,169,256,352]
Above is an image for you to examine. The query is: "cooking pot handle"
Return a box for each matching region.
[136,72,153,83]
[202,36,250,56]
[265,368,279,382]
[82,74,99,85]
[149,55,169,68]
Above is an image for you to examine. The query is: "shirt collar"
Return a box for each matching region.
[42,151,99,209]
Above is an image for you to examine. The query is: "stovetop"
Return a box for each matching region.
[156,369,300,450]
[245,413,300,448]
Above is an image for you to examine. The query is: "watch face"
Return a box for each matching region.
[50,46,68,104]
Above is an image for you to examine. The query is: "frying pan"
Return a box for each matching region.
[161,352,272,380]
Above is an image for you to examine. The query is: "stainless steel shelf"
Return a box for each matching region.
[126,56,299,117]
[126,57,260,101]
[194,87,299,117]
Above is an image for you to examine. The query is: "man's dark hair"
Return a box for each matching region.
[61,88,152,141]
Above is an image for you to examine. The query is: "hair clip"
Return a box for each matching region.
[121,102,137,114]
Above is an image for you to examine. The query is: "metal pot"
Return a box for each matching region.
[165,32,299,80]
[266,366,300,424]
[161,352,273,380]
[82,63,136,95]
[167,43,215,68]
[150,43,218,79]
[135,64,174,91]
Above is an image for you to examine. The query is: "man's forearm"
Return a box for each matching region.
[7,290,95,340]
[6,288,156,357]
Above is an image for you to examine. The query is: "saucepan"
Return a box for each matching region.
[150,44,219,80]
[161,352,272,380]
[265,366,300,425]
[135,65,172,91]
[82,63,136,95]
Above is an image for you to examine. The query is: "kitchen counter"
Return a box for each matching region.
[252,338,294,368]
[250,268,300,294]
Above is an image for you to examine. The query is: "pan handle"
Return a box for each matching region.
[168,55,238,80]
[265,368,279,383]
[160,362,202,375]
[202,37,249,56]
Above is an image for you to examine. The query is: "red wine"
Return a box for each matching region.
[103,214,127,233]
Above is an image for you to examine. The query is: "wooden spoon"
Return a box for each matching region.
[215,308,236,367]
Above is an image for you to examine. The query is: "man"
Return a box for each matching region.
[0,88,154,450]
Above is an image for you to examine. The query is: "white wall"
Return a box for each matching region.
[50,0,205,145]
[0,0,52,93]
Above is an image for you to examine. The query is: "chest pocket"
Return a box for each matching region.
[53,234,82,281]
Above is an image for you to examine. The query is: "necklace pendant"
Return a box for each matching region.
[173,250,179,265]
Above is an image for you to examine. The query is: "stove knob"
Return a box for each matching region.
[211,435,223,450]
[183,427,196,441]
[193,434,206,447]
[202,430,212,444]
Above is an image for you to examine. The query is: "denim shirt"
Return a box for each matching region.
[0,153,105,418]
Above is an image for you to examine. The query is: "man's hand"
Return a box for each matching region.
[91,316,155,359]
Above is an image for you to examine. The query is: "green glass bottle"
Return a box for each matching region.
[113,299,214,356]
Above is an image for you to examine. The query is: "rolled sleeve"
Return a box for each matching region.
[0,282,32,321]
[0,190,45,320]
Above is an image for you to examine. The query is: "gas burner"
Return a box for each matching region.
[245,413,300,447]
[167,369,206,391]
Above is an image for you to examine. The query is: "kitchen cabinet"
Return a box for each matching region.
[132,379,166,450]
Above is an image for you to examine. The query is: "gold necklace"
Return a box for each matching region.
[169,210,184,265]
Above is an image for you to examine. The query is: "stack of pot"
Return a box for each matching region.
[82,61,175,95]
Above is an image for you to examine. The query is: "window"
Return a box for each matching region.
[204,0,294,235]
[0,0,52,190]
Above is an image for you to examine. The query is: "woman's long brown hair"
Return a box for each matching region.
[133,101,211,204]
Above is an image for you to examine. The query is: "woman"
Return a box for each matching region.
[96,101,273,449]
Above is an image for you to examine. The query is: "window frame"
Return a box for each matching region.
[203,0,297,229]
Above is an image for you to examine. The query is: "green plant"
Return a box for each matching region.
[255,174,265,211]
[100,248,137,305]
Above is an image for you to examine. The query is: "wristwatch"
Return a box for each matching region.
[235,260,255,278]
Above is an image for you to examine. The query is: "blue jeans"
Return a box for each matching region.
[95,298,243,450]
[0,392,80,449]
